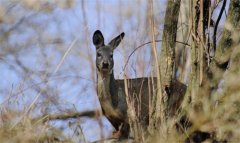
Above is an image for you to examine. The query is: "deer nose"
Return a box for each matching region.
[102,62,109,69]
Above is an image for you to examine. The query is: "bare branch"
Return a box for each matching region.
[213,0,227,55]
[122,40,190,72]
[32,110,101,123]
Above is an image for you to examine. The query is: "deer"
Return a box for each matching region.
[92,30,187,139]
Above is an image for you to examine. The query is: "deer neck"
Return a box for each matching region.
[97,70,124,119]
[97,69,118,105]
[97,70,112,98]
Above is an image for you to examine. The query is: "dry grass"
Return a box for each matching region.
[0,109,71,143]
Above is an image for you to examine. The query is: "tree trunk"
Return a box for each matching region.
[148,0,182,134]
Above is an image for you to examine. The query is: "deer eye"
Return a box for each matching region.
[110,54,113,58]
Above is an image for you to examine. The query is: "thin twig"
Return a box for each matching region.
[54,38,78,73]
[10,38,78,130]
[122,40,190,72]
[213,0,227,55]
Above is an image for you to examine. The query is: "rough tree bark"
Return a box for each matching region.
[187,0,212,110]
[149,0,182,134]
[159,0,185,118]
[159,0,181,87]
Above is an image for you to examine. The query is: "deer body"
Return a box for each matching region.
[93,30,154,136]
[97,70,155,129]
[93,30,186,138]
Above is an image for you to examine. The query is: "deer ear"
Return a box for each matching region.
[108,32,125,50]
[93,30,104,49]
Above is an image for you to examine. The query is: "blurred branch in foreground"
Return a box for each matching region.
[32,110,101,123]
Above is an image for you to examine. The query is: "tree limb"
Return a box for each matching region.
[213,0,227,54]
[32,110,101,123]
[122,39,190,72]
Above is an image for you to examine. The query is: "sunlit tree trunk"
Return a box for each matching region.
[148,0,182,134]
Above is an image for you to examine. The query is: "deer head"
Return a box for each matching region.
[93,30,125,77]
